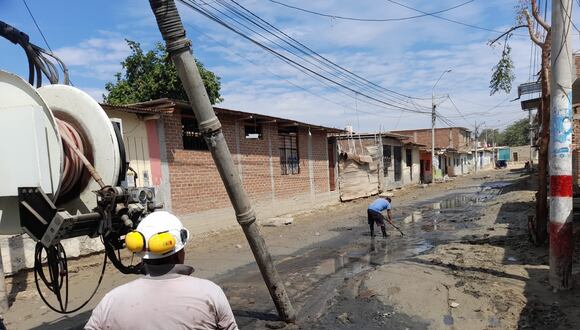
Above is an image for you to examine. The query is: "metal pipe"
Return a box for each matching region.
[149,0,296,321]
[549,0,574,290]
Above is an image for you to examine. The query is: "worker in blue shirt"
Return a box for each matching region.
[367,196,392,238]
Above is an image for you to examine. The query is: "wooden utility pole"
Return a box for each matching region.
[548,0,574,290]
[148,0,296,321]
[489,0,552,246]
[525,0,552,246]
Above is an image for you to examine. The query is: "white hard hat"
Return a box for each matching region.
[128,211,190,260]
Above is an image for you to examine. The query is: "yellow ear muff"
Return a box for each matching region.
[148,231,177,255]
[125,231,146,253]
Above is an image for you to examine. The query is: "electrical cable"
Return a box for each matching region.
[210,0,412,107]
[228,0,431,104]
[451,95,513,109]
[384,0,528,37]
[186,23,402,118]
[181,0,430,114]
[34,242,107,314]
[0,20,69,86]
[21,0,72,86]
[22,0,52,52]
[446,95,468,121]
[267,0,475,22]
[191,0,433,114]
[208,0,428,110]
[192,0,432,112]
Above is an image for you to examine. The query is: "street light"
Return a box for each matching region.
[431,69,452,182]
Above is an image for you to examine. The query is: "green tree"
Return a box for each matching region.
[104,40,223,105]
[479,128,503,146]
[489,44,515,95]
[501,118,530,146]
[488,0,551,245]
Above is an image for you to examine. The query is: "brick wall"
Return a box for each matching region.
[164,110,330,215]
[392,128,471,151]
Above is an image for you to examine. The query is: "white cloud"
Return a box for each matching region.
[44,0,577,133]
[189,0,542,131]
[81,87,107,102]
[54,35,131,82]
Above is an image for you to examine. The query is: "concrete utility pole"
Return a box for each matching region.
[474,121,478,174]
[431,98,436,180]
[528,109,534,164]
[149,0,296,321]
[432,69,451,182]
[549,0,574,291]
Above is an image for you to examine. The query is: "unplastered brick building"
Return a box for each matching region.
[392,127,474,181]
[0,99,342,274]
[106,98,342,225]
[392,127,472,151]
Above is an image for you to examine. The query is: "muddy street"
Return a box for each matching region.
[5,167,580,329]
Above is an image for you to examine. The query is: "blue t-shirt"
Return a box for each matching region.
[368,198,391,213]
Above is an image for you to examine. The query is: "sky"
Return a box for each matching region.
[1,0,578,132]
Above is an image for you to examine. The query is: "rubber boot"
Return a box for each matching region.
[370,223,375,237]
[381,226,388,238]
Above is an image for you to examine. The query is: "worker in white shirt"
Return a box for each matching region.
[85,211,238,330]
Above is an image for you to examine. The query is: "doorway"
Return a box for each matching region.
[328,143,335,191]
[394,146,402,182]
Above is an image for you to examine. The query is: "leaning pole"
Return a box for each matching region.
[149,0,296,321]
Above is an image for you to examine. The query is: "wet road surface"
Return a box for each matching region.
[215,178,520,329]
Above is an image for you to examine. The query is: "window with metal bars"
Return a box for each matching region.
[182,117,208,151]
[279,133,299,175]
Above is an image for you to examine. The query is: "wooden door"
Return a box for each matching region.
[328,143,336,191]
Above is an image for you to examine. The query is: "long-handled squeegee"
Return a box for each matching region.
[386,218,405,236]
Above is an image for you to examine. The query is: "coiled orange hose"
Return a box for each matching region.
[55,118,84,196]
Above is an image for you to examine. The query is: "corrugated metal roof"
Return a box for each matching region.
[392,127,472,133]
[333,132,411,140]
[100,103,173,115]
[123,98,344,132]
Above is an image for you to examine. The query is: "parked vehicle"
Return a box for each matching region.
[495,160,507,169]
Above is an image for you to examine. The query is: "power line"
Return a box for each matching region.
[21,0,72,85]
[443,109,525,119]
[435,110,456,127]
[22,0,53,52]
[267,0,475,22]
[184,23,404,119]
[181,0,431,114]
[226,0,430,106]
[211,0,427,111]
[447,95,467,121]
[210,0,420,109]
[384,0,528,36]
[451,95,513,109]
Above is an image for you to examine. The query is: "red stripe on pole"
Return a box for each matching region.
[550,175,573,197]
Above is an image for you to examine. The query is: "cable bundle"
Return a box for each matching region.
[0,20,69,87]
[34,242,107,314]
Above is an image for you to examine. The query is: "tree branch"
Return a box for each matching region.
[530,0,550,31]
[489,24,527,45]
[524,10,544,47]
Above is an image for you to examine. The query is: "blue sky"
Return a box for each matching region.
[1,0,577,132]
